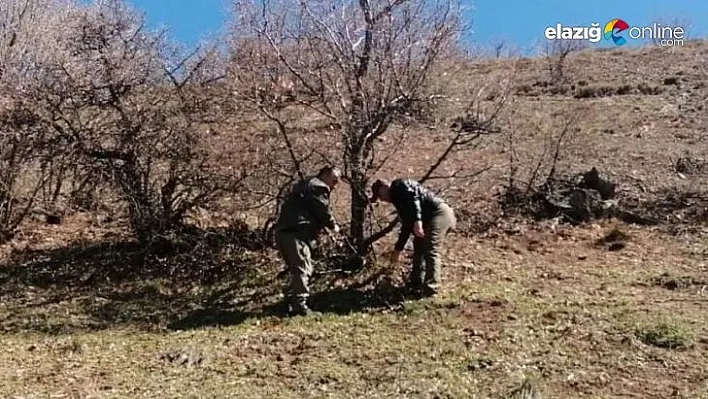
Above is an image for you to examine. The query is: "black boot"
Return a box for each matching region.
[421,285,438,298]
[403,280,424,299]
[288,302,321,317]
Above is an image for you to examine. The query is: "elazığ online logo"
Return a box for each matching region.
[545,19,685,46]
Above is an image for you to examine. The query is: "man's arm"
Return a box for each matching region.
[306,183,337,230]
[392,182,422,250]
[394,223,413,251]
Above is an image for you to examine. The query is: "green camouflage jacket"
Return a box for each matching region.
[275,176,336,243]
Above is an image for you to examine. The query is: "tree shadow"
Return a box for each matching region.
[0,224,274,334]
[308,270,410,315]
[1,223,410,333]
[0,241,145,292]
[163,269,410,330]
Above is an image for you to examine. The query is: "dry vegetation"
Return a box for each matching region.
[1,0,708,397]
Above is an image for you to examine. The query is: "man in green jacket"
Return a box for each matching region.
[370,178,456,298]
[275,166,342,316]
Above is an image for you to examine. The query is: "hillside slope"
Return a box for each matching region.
[1,41,707,398]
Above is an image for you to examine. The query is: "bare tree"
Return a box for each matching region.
[229,0,472,254]
[544,38,586,83]
[491,36,507,58]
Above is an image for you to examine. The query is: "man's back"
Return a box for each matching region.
[389,179,443,224]
[276,176,335,241]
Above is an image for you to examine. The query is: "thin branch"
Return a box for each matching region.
[419,131,471,183]
[356,0,374,78]
[370,129,407,175]
[365,216,399,248]
[258,106,305,180]
[546,114,577,182]
[424,165,494,181]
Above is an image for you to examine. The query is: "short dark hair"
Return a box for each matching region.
[370,179,388,202]
[318,165,341,178]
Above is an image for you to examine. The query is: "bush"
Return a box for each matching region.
[0,102,46,242]
[574,85,616,99]
[10,0,244,244]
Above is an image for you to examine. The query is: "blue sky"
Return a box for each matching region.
[127,0,230,45]
[127,0,707,51]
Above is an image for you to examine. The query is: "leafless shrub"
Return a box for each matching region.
[636,83,664,95]
[8,0,246,245]
[0,0,72,240]
[492,37,506,59]
[501,107,583,217]
[489,36,521,59]
[543,39,586,84]
[574,84,634,99]
[0,101,48,241]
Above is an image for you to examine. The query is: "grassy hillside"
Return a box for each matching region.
[1,41,708,398]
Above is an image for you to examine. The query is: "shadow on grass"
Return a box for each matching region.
[166,272,409,330]
[0,225,407,333]
[0,225,279,334]
[305,268,410,315]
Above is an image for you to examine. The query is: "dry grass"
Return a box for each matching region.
[2,40,708,398]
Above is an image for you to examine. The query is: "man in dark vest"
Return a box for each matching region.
[370,178,456,298]
[275,166,342,316]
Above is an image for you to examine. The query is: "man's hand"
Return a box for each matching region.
[413,221,425,238]
[389,250,401,265]
[332,224,340,234]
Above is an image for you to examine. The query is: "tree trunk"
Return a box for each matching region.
[349,167,367,254]
[345,135,370,256]
[120,158,158,246]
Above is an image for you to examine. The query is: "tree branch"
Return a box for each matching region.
[258,106,305,180]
